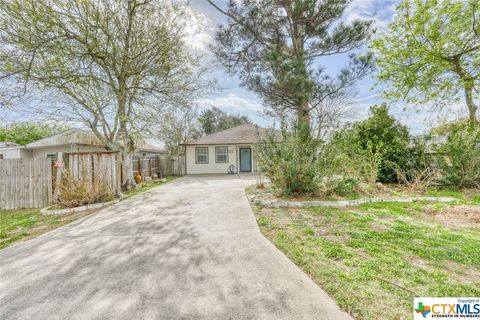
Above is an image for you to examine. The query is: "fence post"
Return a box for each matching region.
[149,158,152,178]
[116,153,122,195]
[138,158,142,181]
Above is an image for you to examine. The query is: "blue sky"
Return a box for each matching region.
[2,0,466,134]
[190,0,463,134]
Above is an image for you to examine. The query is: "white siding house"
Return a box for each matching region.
[181,124,279,175]
[0,142,33,159]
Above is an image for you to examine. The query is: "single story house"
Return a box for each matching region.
[181,123,279,175]
[0,128,166,160]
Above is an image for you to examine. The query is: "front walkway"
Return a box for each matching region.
[0,176,351,319]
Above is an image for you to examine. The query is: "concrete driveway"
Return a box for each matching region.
[0,176,351,320]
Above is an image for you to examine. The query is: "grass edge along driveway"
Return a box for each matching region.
[252,200,480,319]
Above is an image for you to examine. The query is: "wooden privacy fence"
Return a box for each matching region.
[0,152,185,210]
[170,156,185,176]
[159,155,185,177]
[132,157,159,181]
[0,158,52,210]
[132,155,185,181]
[63,152,121,196]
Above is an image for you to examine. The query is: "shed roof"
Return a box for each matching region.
[182,123,280,145]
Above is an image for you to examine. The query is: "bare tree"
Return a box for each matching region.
[0,0,207,187]
[310,90,360,140]
[156,106,202,156]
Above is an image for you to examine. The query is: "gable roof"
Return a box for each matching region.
[25,128,166,152]
[182,123,280,145]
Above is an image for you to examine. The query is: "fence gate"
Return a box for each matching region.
[0,158,52,210]
[158,155,185,177]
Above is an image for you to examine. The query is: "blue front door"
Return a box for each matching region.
[239,148,251,172]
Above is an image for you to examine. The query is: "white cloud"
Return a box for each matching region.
[197,93,272,126]
[183,6,214,54]
[197,93,263,113]
[344,0,398,30]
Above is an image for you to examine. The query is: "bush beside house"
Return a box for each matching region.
[256,106,480,198]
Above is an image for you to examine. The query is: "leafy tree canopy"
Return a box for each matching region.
[0,0,207,186]
[0,122,68,145]
[198,107,251,135]
[372,0,480,126]
[430,119,472,136]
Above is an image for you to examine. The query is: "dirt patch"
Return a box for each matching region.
[432,205,480,228]
[404,254,429,269]
[442,260,480,285]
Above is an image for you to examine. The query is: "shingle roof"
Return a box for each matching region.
[136,141,167,153]
[182,123,280,145]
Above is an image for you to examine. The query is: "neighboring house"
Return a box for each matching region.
[181,123,279,175]
[0,128,166,160]
[134,142,167,158]
[0,142,33,159]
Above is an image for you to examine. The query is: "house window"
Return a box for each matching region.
[45,153,58,161]
[0,154,4,159]
[195,147,208,164]
[215,146,228,163]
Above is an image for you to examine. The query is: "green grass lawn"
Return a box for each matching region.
[0,176,179,250]
[253,201,480,319]
[0,208,96,249]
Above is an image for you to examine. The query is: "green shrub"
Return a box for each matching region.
[352,104,411,182]
[320,105,443,188]
[320,129,383,185]
[320,105,410,184]
[256,124,320,196]
[435,126,480,188]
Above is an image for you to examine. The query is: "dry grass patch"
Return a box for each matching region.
[433,205,480,228]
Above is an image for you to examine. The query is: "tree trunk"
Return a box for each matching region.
[454,59,478,127]
[464,85,479,127]
[297,101,310,130]
[116,78,136,189]
[120,147,135,190]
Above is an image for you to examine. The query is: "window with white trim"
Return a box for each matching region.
[195,147,208,164]
[215,146,228,163]
[0,154,4,159]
